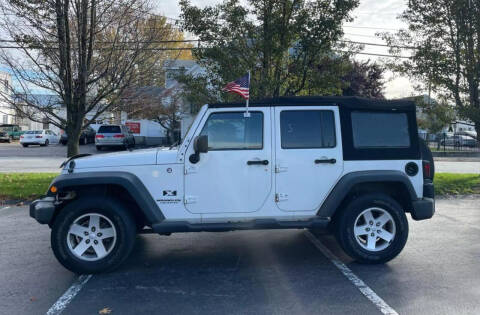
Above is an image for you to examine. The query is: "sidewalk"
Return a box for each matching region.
[434,160,480,174]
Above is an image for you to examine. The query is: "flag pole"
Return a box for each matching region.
[244,70,251,117]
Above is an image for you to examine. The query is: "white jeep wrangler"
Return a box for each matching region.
[30,96,435,274]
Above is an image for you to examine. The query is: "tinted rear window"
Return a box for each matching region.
[25,131,42,134]
[98,126,121,133]
[351,111,410,148]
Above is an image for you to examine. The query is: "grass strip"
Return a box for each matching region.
[0,172,479,202]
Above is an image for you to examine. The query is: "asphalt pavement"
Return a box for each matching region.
[1,197,480,315]
[0,142,479,173]
[0,142,118,172]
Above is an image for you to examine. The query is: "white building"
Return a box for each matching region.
[14,94,114,134]
[0,72,14,124]
[162,59,206,139]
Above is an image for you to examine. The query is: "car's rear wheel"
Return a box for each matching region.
[96,145,102,151]
[51,197,136,274]
[335,193,408,264]
[22,144,28,147]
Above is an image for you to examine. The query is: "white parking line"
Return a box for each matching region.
[46,274,92,315]
[305,231,398,315]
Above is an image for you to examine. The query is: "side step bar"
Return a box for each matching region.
[150,217,330,234]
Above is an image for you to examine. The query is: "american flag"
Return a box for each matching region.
[222,73,250,100]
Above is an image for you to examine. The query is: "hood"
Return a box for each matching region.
[72,148,160,169]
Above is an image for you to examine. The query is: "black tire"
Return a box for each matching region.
[51,197,136,274]
[80,137,86,145]
[418,137,435,179]
[22,144,28,147]
[335,193,409,264]
[41,139,49,147]
[96,145,102,151]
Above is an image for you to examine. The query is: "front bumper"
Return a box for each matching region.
[29,197,56,224]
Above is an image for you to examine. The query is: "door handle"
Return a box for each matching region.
[315,158,336,164]
[247,160,269,165]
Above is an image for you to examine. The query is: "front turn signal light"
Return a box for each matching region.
[50,186,58,193]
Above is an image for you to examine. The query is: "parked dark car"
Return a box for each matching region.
[0,130,10,142]
[60,126,96,145]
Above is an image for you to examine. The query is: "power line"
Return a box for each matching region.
[0,38,416,49]
[0,45,194,50]
[0,45,410,58]
[344,33,381,39]
[0,39,200,44]
[344,25,400,31]
[340,39,416,50]
[336,50,411,59]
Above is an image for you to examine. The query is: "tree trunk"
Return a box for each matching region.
[66,109,83,157]
[67,133,80,157]
[476,122,480,142]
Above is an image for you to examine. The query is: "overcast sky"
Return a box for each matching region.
[157,0,416,99]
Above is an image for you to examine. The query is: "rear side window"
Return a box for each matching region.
[351,111,410,148]
[98,126,121,133]
[280,110,336,149]
[26,131,42,134]
[200,112,263,150]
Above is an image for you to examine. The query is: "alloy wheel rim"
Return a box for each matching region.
[353,207,396,252]
[67,213,117,261]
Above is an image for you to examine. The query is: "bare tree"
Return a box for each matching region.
[119,86,187,144]
[0,0,181,156]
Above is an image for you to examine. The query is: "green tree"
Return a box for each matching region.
[412,96,455,134]
[382,0,480,138]
[341,60,385,98]
[178,0,359,105]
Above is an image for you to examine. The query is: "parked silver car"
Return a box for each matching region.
[440,134,477,147]
[95,124,135,150]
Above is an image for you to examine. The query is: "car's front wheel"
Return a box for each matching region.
[335,193,408,264]
[51,197,136,274]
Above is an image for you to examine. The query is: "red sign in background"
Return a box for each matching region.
[125,121,141,134]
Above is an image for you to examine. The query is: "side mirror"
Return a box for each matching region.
[194,135,208,153]
[189,135,208,163]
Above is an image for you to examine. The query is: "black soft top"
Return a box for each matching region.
[208,96,416,111]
